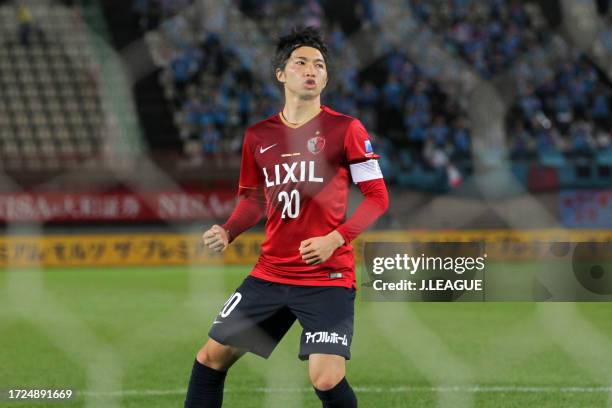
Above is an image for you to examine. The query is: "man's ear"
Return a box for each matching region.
[276,68,285,83]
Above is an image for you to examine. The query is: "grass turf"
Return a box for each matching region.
[1,265,612,407]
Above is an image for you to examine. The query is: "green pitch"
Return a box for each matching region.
[1,265,612,407]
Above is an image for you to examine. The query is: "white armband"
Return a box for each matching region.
[349,159,383,184]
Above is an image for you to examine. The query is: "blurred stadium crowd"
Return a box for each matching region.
[0,0,610,192]
[136,0,611,190]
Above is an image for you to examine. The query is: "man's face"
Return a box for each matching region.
[276,46,328,99]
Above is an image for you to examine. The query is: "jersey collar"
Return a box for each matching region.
[278,106,325,129]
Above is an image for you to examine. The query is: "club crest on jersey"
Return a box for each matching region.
[307,136,325,155]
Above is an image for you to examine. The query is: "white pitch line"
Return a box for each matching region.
[78,385,612,397]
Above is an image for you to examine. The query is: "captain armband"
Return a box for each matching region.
[349,159,383,184]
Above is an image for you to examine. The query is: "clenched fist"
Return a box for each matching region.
[202,225,229,252]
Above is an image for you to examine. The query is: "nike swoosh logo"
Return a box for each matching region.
[259,143,278,153]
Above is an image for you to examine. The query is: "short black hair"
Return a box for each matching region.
[272,26,330,85]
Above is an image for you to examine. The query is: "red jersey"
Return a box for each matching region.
[237,106,383,289]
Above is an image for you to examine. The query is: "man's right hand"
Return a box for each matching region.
[202,225,229,252]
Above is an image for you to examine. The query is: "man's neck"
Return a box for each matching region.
[282,96,322,127]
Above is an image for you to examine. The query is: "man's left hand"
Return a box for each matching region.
[299,230,345,265]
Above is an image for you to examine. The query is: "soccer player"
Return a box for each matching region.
[184,26,388,408]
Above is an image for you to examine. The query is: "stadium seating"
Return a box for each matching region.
[409,0,550,79]
[132,0,611,191]
[404,0,610,186]
[506,48,611,187]
[135,1,473,190]
[0,3,105,172]
[1,1,609,192]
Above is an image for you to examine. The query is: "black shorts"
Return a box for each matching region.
[208,276,355,360]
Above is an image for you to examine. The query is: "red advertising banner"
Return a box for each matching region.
[0,190,238,222]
